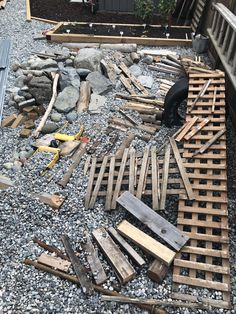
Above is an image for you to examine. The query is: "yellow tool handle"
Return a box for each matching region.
[54,125,84,142]
[37,146,60,154]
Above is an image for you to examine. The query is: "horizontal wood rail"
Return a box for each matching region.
[207,3,236,89]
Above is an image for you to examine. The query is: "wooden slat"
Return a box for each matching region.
[136,146,150,199]
[129,148,136,195]
[117,191,189,251]
[108,227,145,267]
[160,144,170,210]
[105,155,115,210]
[151,146,159,210]
[184,118,210,141]
[175,116,198,142]
[37,253,71,272]
[92,227,136,283]
[117,220,176,266]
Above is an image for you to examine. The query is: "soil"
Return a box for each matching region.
[30,0,178,25]
[55,24,192,39]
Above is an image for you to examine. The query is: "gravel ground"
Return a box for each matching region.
[1,1,236,314]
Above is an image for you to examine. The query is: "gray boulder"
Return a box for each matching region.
[138,75,154,89]
[30,58,58,71]
[54,86,79,113]
[74,48,103,72]
[41,122,59,134]
[59,67,80,90]
[86,71,112,95]
[28,76,52,104]
[129,64,142,77]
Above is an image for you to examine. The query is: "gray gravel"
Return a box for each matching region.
[1,1,236,313]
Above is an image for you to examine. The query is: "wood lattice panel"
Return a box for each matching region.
[172,72,231,308]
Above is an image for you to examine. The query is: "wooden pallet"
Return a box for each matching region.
[172,72,231,308]
[84,146,188,211]
[191,0,207,32]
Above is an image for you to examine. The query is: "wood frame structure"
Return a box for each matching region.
[46,22,192,46]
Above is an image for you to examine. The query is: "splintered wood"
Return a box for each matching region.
[84,145,193,210]
[172,72,231,309]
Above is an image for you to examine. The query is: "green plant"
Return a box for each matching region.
[135,0,155,23]
[158,0,176,21]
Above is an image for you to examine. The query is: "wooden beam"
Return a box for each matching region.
[147,259,168,283]
[92,227,136,283]
[117,220,176,266]
[159,144,170,210]
[108,227,145,267]
[117,192,189,251]
[37,253,71,272]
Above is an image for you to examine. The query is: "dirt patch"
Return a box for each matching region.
[55,23,191,39]
[30,0,175,24]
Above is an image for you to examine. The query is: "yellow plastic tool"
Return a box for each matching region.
[54,125,84,142]
[36,146,60,170]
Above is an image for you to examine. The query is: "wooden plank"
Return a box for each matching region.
[11,114,26,128]
[108,227,145,267]
[160,144,170,210]
[147,259,168,283]
[85,157,97,209]
[1,114,17,127]
[173,275,229,291]
[120,74,135,94]
[117,220,176,266]
[175,116,198,142]
[83,232,107,285]
[151,146,159,210]
[136,146,150,199]
[92,227,136,283]
[211,86,217,113]
[188,79,212,113]
[37,253,71,272]
[117,192,189,251]
[61,234,93,295]
[174,259,229,274]
[88,156,108,209]
[129,148,136,195]
[111,148,129,209]
[26,0,31,21]
[184,118,210,141]
[169,137,195,200]
[32,192,65,209]
[105,155,115,211]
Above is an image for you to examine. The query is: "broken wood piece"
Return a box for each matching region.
[117,192,189,251]
[192,128,226,157]
[1,114,17,127]
[77,81,91,113]
[59,140,80,156]
[109,117,156,135]
[119,109,138,126]
[0,175,13,190]
[37,252,71,272]
[109,123,128,133]
[11,114,26,128]
[122,102,161,114]
[184,118,210,141]
[61,234,93,295]
[33,238,69,261]
[119,62,149,95]
[117,220,175,266]
[159,144,170,210]
[105,155,115,211]
[92,227,136,284]
[175,116,198,142]
[116,93,163,107]
[169,137,195,200]
[147,259,168,283]
[101,59,117,81]
[136,146,150,199]
[32,192,65,209]
[108,227,145,267]
[120,74,136,94]
[20,128,32,138]
[33,73,59,138]
[83,232,107,285]
[58,142,87,188]
[188,79,212,113]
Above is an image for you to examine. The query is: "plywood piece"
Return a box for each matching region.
[37,253,71,272]
[92,227,136,283]
[108,227,145,267]
[117,220,175,266]
[117,191,189,251]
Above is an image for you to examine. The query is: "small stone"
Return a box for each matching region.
[12,62,21,72]
[24,119,35,129]
[3,162,14,170]
[129,64,142,76]
[20,128,32,138]
[66,111,78,122]
[142,55,153,65]
[13,160,23,171]
[14,95,25,103]
[41,122,58,134]
[65,59,73,67]
[14,75,27,88]
[51,112,62,122]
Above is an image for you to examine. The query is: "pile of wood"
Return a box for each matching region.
[2,105,45,137]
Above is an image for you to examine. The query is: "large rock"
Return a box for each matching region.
[54,86,79,113]
[59,67,80,90]
[138,75,154,89]
[86,71,112,95]
[30,58,58,71]
[28,76,52,105]
[129,64,142,77]
[74,48,103,72]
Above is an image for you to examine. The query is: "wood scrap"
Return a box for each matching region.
[147,259,168,283]
[92,227,136,284]
[151,146,159,211]
[188,79,212,113]
[105,155,115,210]
[37,253,71,272]
[32,192,65,209]
[117,220,175,266]
[118,109,138,126]
[175,116,198,142]
[33,73,59,138]
[115,93,164,107]
[11,114,26,128]
[159,144,170,210]
[1,114,17,127]
[83,232,107,285]
[108,227,145,267]
[122,102,161,114]
[0,175,14,190]
[120,74,136,94]
[109,117,157,135]
[212,86,217,113]
[184,118,210,141]
[117,192,189,251]
[77,81,91,113]
[59,140,80,156]
[136,146,150,199]
[61,234,93,295]
[101,59,117,81]
[85,157,97,209]
[33,238,69,261]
